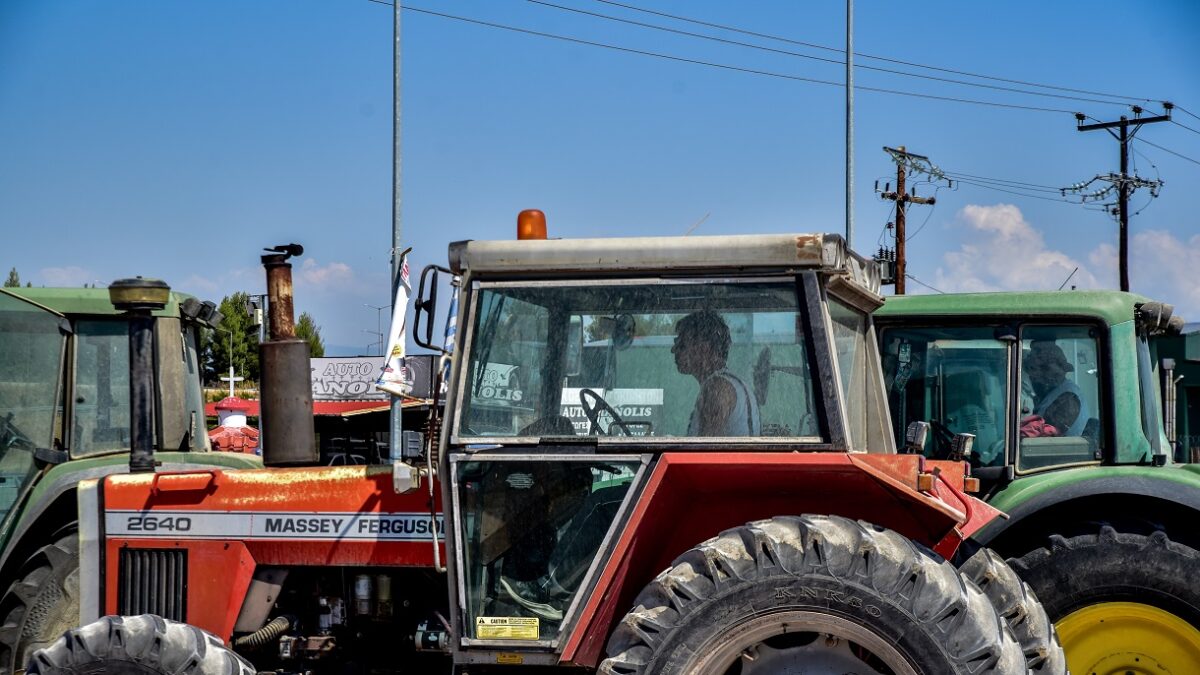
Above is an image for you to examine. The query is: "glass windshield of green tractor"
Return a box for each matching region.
[72,320,134,456]
[0,292,66,520]
[457,280,820,441]
[1017,325,1103,471]
[880,326,1009,467]
[455,457,643,643]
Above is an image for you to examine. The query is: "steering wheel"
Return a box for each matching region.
[579,389,631,436]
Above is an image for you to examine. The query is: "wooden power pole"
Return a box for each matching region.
[1074,106,1171,292]
[881,146,936,295]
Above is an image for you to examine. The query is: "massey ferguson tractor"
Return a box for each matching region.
[31,222,1065,674]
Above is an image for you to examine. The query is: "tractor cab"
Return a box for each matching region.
[876,291,1174,485]
[416,228,955,662]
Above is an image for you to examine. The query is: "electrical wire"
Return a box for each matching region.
[905,274,945,294]
[527,0,1134,107]
[876,201,897,246]
[590,0,1157,104]
[949,177,1083,203]
[367,1,1081,115]
[1136,138,1200,166]
[1175,105,1200,123]
[938,171,1062,190]
[1171,119,1200,137]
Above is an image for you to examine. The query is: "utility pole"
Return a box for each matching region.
[1072,105,1171,292]
[845,0,854,247]
[389,0,404,463]
[880,146,937,295]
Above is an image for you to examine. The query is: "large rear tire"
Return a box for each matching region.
[1010,526,1200,673]
[600,515,1028,675]
[959,547,1065,673]
[26,615,254,675]
[0,533,79,675]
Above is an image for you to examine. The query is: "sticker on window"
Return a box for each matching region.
[476,616,539,640]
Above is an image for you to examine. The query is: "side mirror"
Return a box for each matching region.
[949,432,976,462]
[413,265,453,352]
[904,421,930,454]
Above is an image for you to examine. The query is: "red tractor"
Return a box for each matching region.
[33,223,1063,674]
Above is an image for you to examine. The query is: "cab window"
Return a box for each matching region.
[880,326,1008,467]
[1018,325,1103,471]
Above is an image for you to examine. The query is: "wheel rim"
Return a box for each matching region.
[1057,601,1200,675]
[688,610,918,675]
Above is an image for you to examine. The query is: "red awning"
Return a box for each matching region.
[204,399,430,418]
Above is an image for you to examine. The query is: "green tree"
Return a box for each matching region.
[201,292,260,386]
[4,268,19,288]
[295,312,325,358]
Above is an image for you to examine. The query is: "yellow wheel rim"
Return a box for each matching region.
[1057,602,1200,674]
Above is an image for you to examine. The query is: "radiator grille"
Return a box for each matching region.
[117,548,187,621]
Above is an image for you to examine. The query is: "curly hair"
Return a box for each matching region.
[675,310,731,360]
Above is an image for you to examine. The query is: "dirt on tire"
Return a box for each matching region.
[600,514,1030,675]
[27,614,254,675]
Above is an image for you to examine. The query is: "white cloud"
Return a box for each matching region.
[180,274,219,294]
[297,259,354,289]
[1101,229,1200,318]
[933,204,1098,292]
[39,266,92,286]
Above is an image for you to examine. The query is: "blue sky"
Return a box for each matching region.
[2,1,1198,355]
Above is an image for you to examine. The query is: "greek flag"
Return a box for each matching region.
[375,251,412,397]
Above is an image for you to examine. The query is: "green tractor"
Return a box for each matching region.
[876,290,1200,673]
[0,285,262,674]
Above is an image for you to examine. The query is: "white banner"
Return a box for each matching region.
[375,250,412,397]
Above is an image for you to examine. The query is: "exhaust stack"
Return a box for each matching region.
[109,277,170,474]
[259,244,317,466]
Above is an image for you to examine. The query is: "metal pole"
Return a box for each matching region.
[845,0,854,248]
[389,0,404,463]
[895,149,907,295]
[1118,116,1130,292]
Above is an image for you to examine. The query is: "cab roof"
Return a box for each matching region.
[3,287,193,318]
[876,290,1153,327]
[449,232,880,294]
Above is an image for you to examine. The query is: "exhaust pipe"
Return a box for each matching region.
[109,277,171,474]
[259,244,318,466]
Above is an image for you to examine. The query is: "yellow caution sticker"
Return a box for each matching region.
[476,616,539,640]
[495,653,524,665]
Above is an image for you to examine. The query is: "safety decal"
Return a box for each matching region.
[105,510,444,541]
[475,616,539,640]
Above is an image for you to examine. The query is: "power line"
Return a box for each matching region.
[526,0,1135,108]
[945,177,1082,203]
[370,1,1080,115]
[1175,105,1200,123]
[591,0,1158,104]
[1137,138,1200,166]
[1171,119,1200,137]
[938,171,1062,190]
[905,274,945,294]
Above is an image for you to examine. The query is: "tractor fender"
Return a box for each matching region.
[973,465,1200,553]
[560,451,992,667]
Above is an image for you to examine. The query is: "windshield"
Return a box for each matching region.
[457,280,820,441]
[881,326,1009,467]
[0,293,66,520]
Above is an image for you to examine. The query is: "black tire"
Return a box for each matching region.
[600,515,1027,675]
[27,615,254,675]
[959,547,1066,674]
[0,533,79,675]
[1009,525,1200,628]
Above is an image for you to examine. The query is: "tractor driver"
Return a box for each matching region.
[673,311,761,436]
[1021,340,1088,437]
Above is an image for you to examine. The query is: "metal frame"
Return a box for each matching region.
[1013,320,1110,475]
[802,273,849,449]
[77,478,102,625]
[448,276,828,448]
[447,452,650,656]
